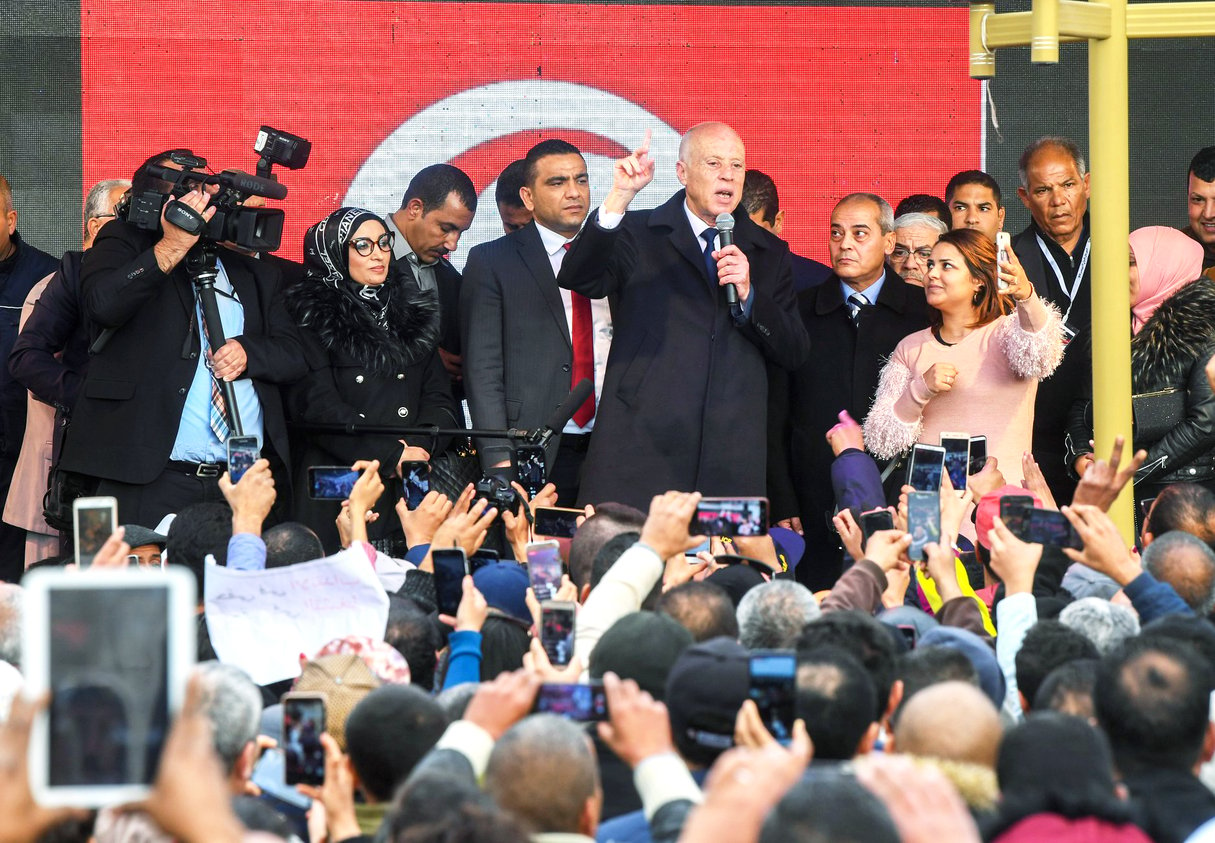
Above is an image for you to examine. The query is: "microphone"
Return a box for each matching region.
[534,379,594,449]
[715,212,737,306]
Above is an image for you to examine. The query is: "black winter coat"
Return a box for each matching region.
[1067,277,1215,486]
[284,270,456,548]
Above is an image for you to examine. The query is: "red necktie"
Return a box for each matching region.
[564,243,596,426]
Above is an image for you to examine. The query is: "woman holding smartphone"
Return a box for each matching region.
[864,228,1064,489]
[1067,226,1214,520]
[285,207,457,550]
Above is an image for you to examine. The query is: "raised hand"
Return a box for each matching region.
[604,130,655,213]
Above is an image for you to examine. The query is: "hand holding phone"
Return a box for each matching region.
[749,650,796,744]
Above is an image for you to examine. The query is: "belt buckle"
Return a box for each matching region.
[195,463,221,478]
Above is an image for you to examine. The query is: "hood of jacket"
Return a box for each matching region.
[1131,277,1215,391]
[284,268,441,375]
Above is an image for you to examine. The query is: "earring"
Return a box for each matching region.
[972,286,985,306]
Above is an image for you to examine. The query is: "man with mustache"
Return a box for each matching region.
[1012,136,1092,502]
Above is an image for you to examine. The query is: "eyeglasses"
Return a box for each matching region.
[350,232,395,256]
[892,246,934,262]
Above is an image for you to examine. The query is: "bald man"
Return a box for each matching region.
[891,681,1003,770]
[559,123,808,508]
[485,714,602,840]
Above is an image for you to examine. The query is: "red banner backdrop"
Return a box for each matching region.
[81,1,980,264]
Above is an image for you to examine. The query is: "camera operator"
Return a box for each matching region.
[57,150,306,527]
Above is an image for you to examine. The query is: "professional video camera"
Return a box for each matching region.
[118,126,310,253]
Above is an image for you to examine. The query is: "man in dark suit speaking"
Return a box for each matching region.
[461,139,609,505]
[558,123,809,509]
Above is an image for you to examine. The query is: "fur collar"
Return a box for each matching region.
[1131,277,1215,390]
[285,270,441,374]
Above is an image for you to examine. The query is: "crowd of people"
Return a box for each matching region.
[0,123,1213,843]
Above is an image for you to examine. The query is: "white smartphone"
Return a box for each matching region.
[996,231,1011,290]
[73,496,117,568]
[22,566,196,807]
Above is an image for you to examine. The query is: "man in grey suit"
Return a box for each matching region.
[461,140,610,505]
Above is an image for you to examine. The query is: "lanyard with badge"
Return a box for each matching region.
[1035,233,1089,345]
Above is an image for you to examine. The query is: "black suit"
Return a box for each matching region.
[461,223,601,494]
[1012,222,1091,502]
[558,191,809,510]
[768,268,931,589]
[58,221,305,524]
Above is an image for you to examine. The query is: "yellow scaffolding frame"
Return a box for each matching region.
[969,0,1215,542]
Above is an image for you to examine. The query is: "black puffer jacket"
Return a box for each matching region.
[1068,278,1215,485]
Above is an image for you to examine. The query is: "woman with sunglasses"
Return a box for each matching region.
[285,207,457,550]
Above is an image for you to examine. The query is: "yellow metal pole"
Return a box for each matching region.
[1032,0,1061,61]
[1087,0,1136,543]
[970,1,996,78]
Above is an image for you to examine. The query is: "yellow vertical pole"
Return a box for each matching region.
[970,2,997,77]
[1032,0,1061,62]
[1088,0,1136,543]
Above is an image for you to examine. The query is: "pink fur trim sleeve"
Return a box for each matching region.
[998,298,1065,380]
[863,358,925,460]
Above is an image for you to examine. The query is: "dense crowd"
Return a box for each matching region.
[0,123,1213,843]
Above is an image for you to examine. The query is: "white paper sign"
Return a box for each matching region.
[204,549,390,685]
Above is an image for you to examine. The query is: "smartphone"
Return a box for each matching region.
[308,466,359,500]
[691,497,769,538]
[533,506,583,539]
[73,495,117,568]
[968,435,988,475]
[527,540,564,602]
[859,508,895,543]
[907,491,941,562]
[999,494,1035,540]
[22,566,196,807]
[249,748,310,810]
[431,548,469,616]
[1025,507,1083,550]
[515,444,547,499]
[226,435,260,483]
[940,432,970,492]
[907,444,946,492]
[996,231,1012,290]
[534,682,609,722]
[541,601,576,667]
[401,461,430,510]
[749,650,797,745]
[282,693,326,787]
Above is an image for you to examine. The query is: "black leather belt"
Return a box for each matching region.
[560,432,592,453]
[167,460,227,478]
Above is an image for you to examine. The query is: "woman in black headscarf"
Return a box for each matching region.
[285,207,456,551]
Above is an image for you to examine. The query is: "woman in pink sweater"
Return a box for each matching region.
[864,229,1064,488]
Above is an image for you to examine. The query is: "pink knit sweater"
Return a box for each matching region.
[863,296,1064,487]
